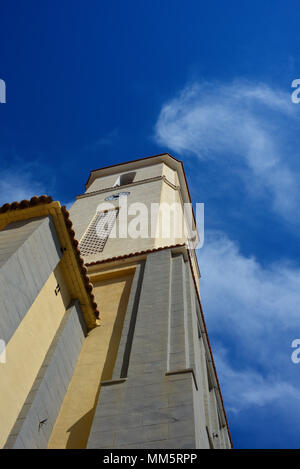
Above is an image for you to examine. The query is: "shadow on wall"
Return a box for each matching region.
[64,274,134,449]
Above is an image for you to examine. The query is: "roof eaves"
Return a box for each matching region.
[0,196,100,327]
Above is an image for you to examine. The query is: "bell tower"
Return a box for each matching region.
[70,153,199,261]
[48,153,232,449]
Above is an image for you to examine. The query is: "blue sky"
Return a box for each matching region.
[1,0,300,448]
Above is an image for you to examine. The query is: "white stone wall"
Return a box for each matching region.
[87,249,231,449]
[70,162,189,263]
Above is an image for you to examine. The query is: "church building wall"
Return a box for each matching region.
[70,179,164,260]
[0,155,232,450]
[0,264,72,448]
[0,209,97,449]
[70,161,190,265]
[0,216,62,344]
[87,248,231,449]
[4,300,86,449]
[48,268,135,449]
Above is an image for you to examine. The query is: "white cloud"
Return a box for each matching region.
[0,163,47,205]
[200,231,300,331]
[214,347,299,413]
[198,231,300,413]
[155,81,300,219]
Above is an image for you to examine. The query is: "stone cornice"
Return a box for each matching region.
[76,175,179,200]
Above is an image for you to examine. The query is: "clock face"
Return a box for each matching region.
[105,191,130,201]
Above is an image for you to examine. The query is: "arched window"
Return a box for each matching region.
[113,171,136,187]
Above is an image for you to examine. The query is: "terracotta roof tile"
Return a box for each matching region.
[0,195,53,213]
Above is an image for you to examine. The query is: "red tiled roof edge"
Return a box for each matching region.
[0,196,99,320]
[0,195,54,213]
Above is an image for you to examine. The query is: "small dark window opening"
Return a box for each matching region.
[114,172,136,187]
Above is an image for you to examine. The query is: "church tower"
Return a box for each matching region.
[48,153,232,449]
[0,153,232,449]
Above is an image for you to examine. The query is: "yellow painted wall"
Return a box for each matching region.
[0,264,70,448]
[48,269,134,449]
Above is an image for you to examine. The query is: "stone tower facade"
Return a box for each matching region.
[51,153,231,449]
[0,153,232,449]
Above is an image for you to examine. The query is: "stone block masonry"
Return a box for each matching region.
[87,248,212,449]
[0,216,61,344]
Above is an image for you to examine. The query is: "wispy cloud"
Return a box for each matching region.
[155,80,300,446]
[0,161,48,205]
[199,231,300,414]
[155,80,300,219]
[214,347,299,413]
